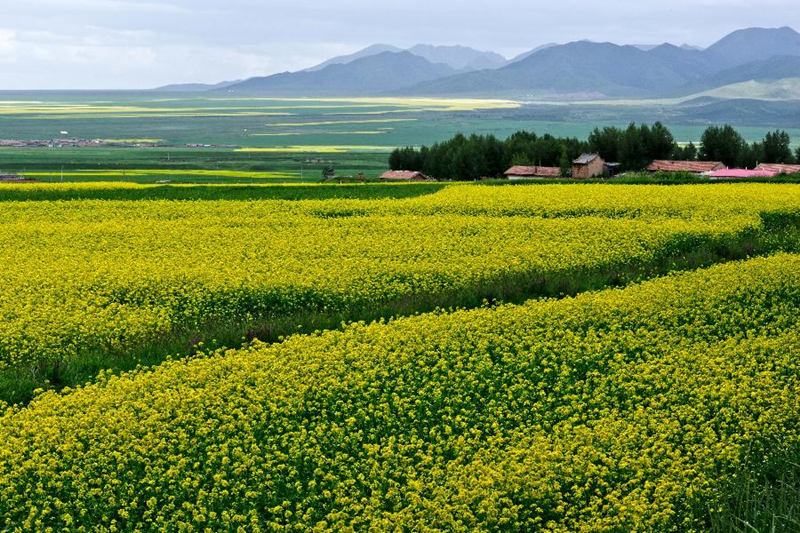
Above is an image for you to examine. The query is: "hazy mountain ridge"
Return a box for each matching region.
[153,80,241,92]
[704,26,800,68]
[405,27,800,98]
[407,44,507,71]
[223,51,455,95]
[303,43,505,73]
[179,26,800,100]
[303,44,403,72]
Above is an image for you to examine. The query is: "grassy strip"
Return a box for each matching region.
[2,215,797,406]
[712,448,800,532]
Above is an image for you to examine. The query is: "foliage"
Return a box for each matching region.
[587,122,675,171]
[389,131,588,179]
[2,255,800,530]
[699,126,796,168]
[392,122,799,180]
[762,130,794,164]
[674,141,698,161]
[699,125,747,167]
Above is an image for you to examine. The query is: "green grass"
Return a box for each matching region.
[0,147,391,182]
[712,449,800,532]
[2,92,799,151]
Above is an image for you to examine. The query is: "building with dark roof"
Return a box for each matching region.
[572,153,605,179]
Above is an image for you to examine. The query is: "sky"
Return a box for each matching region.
[1,0,798,90]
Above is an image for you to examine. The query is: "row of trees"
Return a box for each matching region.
[388,132,587,182]
[389,123,800,180]
[699,126,796,168]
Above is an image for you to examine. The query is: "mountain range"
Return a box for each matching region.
[157,27,800,101]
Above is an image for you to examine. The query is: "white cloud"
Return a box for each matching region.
[0,1,798,89]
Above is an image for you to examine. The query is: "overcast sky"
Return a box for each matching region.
[1,0,798,90]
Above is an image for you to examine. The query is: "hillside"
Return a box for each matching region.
[160,26,800,101]
[676,55,800,95]
[407,27,800,99]
[690,78,800,101]
[222,51,455,96]
[407,44,506,71]
[153,80,240,92]
[404,41,696,98]
[303,44,402,71]
[705,26,800,68]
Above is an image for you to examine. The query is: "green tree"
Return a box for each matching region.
[674,142,698,160]
[559,145,571,177]
[645,122,677,161]
[510,153,533,166]
[389,146,425,171]
[762,130,793,163]
[619,123,647,171]
[796,146,800,164]
[588,127,622,163]
[699,125,746,167]
[739,142,762,169]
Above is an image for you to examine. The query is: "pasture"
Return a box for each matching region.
[2,92,800,184]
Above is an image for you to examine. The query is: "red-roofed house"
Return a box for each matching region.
[707,168,778,179]
[646,160,725,174]
[379,170,433,181]
[755,163,800,175]
[504,165,562,179]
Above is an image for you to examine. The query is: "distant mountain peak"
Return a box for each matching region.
[406,44,506,71]
[224,50,455,96]
[304,44,402,72]
[154,26,800,102]
[705,26,800,68]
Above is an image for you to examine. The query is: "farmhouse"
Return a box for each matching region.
[755,163,800,175]
[572,153,605,179]
[379,170,433,181]
[504,165,562,179]
[707,168,778,179]
[647,160,725,174]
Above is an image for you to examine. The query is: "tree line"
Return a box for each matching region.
[389,123,800,180]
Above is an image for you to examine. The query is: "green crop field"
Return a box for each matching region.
[2,92,800,183]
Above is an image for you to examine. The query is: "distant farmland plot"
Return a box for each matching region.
[1,92,798,150]
[1,92,800,184]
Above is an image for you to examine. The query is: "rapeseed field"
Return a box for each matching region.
[1,254,799,530]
